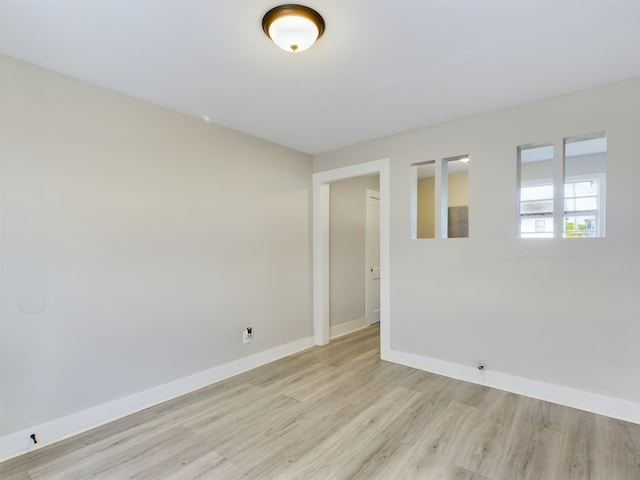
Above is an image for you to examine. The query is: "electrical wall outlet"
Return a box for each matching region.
[242,327,253,344]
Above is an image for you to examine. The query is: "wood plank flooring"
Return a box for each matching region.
[1,324,639,479]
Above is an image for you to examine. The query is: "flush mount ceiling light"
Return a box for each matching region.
[262,4,325,53]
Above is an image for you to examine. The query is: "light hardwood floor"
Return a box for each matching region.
[1,324,639,479]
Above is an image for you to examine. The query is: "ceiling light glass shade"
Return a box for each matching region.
[262,5,325,53]
[269,16,318,52]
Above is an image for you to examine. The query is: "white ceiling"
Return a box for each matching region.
[2,1,640,155]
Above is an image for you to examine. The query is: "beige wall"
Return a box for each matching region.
[0,55,313,437]
[417,177,435,238]
[448,171,468,207]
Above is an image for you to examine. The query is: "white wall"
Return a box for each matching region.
[0,55,312,439]
[329,175,379,328]
[314,78,640,413]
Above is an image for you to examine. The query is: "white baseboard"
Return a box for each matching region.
[0,336,314,463]
[383,349,640,425]
[330,316,368,339]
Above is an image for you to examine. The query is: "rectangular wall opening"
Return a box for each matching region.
[411,160,436,239]
[517,144,554,238]
[443,155,469,238]
[563,133,607,238]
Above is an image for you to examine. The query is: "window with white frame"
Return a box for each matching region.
[517,133,606,239]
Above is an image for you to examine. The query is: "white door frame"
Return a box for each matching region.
[312,158,390,359]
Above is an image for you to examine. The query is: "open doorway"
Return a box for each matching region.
[327,176,379,339]
[312,158,390,359]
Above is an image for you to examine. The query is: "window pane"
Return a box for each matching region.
[521,199,553,215]
[565,180,597,197]
[567,196,598,212]
[521,184,553,201]
[565,215,597,237]
[521,217,553,237]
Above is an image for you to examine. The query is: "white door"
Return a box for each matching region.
[365,190,380,325]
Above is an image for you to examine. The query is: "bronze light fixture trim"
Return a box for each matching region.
[262,4,325,53]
